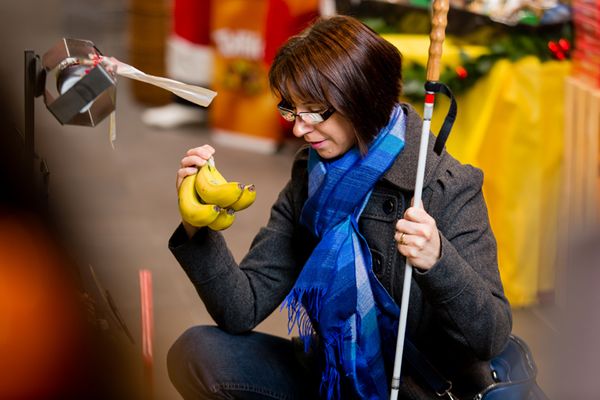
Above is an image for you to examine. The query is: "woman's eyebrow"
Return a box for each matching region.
[299,102,324,109]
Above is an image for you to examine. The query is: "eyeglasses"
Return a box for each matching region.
[277,101,335,125]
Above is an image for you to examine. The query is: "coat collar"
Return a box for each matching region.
[381,103,444,191]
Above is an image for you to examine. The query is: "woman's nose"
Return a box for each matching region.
[292,118,313,138]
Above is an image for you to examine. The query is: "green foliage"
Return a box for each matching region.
[401,27,572,102]
[360,14,572,102]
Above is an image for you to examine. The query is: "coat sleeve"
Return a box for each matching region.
[168,155,311,334]
[413,160,512,360]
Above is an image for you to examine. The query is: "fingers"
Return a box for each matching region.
[394,230,428,250]
[395,206,440,270]
[176,145,215,192]
[395,207,436,242]
[180,155,211,169]
[402,206,435,224]
[186,145,215,160]
[176,166,199,191]
[181,145,215,167]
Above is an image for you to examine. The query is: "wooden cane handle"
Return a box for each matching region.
[426,0,450,82]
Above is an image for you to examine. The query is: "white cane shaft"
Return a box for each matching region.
[413,115,432,207]
[390,262,413,400]
[390,107,433,399]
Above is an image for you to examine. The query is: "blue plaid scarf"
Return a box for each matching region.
[284,105,406,399]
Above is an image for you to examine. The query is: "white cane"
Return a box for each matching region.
[390,0,450,398]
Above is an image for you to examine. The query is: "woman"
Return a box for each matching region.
[168,15,512,400]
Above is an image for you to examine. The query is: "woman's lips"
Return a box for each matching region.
[308,140,326,149]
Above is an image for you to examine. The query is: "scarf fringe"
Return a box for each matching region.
[282,287,325,351]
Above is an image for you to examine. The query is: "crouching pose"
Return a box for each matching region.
[168,15,511,400]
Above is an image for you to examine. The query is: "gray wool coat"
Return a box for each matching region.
[169,103,512,399]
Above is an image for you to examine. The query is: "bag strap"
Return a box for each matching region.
[404,339,458,399]
[424,81,457,156]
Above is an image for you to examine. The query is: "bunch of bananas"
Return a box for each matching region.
[178,159,256,231]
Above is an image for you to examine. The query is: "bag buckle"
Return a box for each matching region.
[436,382,459,400]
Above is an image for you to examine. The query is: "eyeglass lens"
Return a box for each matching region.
[277,102,333,125]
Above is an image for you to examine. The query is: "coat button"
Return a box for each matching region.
[382,199,395,214]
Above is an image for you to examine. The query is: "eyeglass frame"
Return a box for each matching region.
[277,101,335,125]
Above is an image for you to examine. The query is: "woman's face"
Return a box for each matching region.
[292,102,357,159]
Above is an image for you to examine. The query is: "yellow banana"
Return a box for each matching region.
[208,208,236,231]
[178,175,221,227]
[208,160,227,183]
[195,164,244,207]
[229,184,257,211]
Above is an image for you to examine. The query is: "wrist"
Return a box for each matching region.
[182,221,199,239]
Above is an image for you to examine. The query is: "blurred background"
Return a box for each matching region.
[0,0,597,398]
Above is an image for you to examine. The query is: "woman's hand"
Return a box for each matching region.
[394,206,441,271]
[176,145,215,238]
[176,144,216,192]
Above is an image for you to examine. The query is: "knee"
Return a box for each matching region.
[167,325,221,399]
[168,325,208,365]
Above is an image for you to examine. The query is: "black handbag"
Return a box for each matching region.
[404,334,548,400]
[474,335,547,400]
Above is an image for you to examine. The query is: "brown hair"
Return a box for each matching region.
[269,15,403,154]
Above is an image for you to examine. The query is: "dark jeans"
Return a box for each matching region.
[167,326,321,399]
